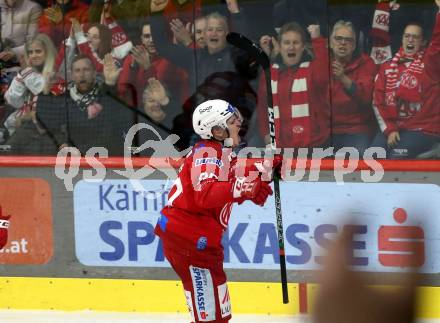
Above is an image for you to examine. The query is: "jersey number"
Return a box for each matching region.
[167,177,183,206]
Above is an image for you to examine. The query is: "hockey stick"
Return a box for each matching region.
[227,32,289,304]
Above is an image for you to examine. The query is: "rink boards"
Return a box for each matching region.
[0,277,440,318]
[1,159,440,317]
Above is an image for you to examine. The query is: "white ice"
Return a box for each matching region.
[0,311,297,323]
[0,311,438,323]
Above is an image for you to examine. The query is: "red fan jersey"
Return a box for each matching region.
[155,139,246,251]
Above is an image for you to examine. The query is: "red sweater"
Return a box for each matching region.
[373,13,440,137]
[331,54,378,135]
[38,0,89,49]
[117,54,189,108]
[257,37,331,148]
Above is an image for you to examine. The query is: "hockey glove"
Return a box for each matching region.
[253,154,283,181]
[233,177,273,206]
[0,206,11,249]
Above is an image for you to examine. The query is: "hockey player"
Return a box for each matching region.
[0,206,11,250]
[154,99,275,323]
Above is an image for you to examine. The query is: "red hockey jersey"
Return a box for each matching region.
[155,140,244,251]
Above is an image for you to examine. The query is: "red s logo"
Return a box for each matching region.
[378,208,425,267]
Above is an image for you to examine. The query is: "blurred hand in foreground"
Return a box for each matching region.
[313,226,417,323]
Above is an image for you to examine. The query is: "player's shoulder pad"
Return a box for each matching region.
[192,140,224,168]
[192,140,222,153]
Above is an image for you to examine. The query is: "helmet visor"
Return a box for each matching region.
[226,104,243,125]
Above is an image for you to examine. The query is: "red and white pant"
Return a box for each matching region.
[161,234,232,323]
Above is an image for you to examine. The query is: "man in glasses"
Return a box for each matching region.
[149,0,249,91]
[329,20,378,157]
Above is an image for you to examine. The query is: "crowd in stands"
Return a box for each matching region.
[0,0,438,159]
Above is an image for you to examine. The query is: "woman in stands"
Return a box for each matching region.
[372,0,440,159]
[56,19,131,77]
[3,33,65,155]
[257,22,331,152]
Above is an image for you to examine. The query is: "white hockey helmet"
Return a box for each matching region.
[192,99,242,139]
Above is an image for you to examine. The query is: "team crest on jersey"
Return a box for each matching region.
[197,236,208,250]
[400,73,419,89]
[292,125,304,134]
[219,203,233,228]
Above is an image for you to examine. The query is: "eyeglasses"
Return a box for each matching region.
[403,33,422,40]
[142,34,152,39]
[333,36,355,44]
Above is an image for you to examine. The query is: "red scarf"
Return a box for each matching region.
[100,0,132,59]
[370,1,392,64]
[271,62,312,147]
[385,47,425,107]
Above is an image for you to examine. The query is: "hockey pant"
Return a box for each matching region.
[161,236,232,323]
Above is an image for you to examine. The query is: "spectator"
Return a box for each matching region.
[368,1,435,57]
[372,1,440,159]
[151,0,202,24]
[38,0,88,49]
[170,15,207,49]
[273,0,328,35]
[150,0,167,13]
[0,0,41,62]
[3,33,65,155]
[37,54,135,156]
[88,0,149,43]
[93,0,133,60]
[193,15,207,48]
[0,0,42,132]
[117,21,189,109]
[57,19,127,75]
[329,1,376,53]
[77,22,114,73]
[329,20,378,156]
[150,0,249,92]
[134,77,181,156]
[142,78,171,126]
[257,23,330,150]
[389,1,436,54]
